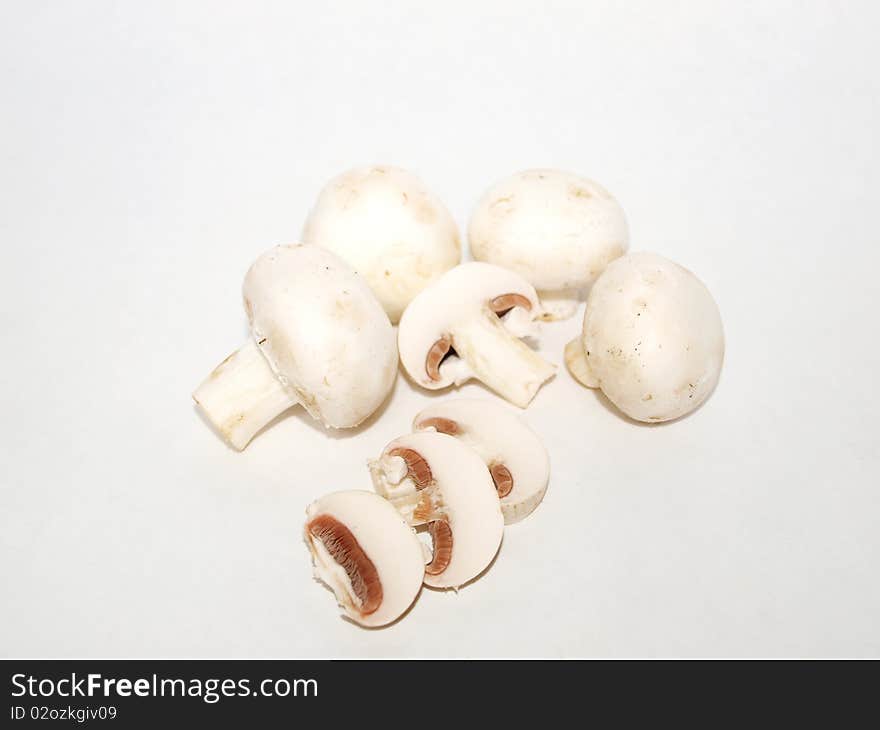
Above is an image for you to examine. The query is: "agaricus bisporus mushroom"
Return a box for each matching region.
[397,262,556,408]
[369,432,504,589]
[564,252,724,422]
[192,244,397,450]
[469,169,629,320]
[304,490,425,627]
[301,165,461,323]
[413,399,549,524]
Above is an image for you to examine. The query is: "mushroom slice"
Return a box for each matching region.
[413,399,550,524]
[369,432,504,589]
[565,252,725,422]
[301,166,461,323]
[397,262,556,408]
[469,169,629,320]
[304,490,425,627]
[192,244,397,450]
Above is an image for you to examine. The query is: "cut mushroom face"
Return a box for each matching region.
[302,165,461,323]
[192,244,397,450]
[469,169,629,320]
[413,399,550,524]
[397,262,556,408]
[565,252,725,422]
[304,490,425,627]
[369,432,504,589]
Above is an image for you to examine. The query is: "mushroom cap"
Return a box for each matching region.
[302,165,461,323]
[581,252,724,422]
[397,261,541,390]
[371,432,504,589]
[305,490,425,628]
[243,244,397,429]
[469,169,629,292]
[413,399,550,524]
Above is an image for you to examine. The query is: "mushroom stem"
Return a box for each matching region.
[452,313,556,408]
[564,337,599,388]
[537,288,582,321]
[368,454,443,526]
[192,339,298,450]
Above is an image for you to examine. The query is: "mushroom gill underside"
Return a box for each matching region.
[307,515,383,615]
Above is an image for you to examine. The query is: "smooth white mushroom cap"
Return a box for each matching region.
[369,432,504,590]
[305,490,425,628]
[397,262,556,408]
[469,169,629,319]
[570,252,724,422]
[413,399,550,524]
[302,165,461,323]
[243,244,397,429]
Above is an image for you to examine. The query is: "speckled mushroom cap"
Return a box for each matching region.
[302,165,461,323]
[469,169,629,318]
[571,252,724,422]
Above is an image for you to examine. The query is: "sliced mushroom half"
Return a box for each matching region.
[397,262,556,408]
[304,490,425,627]
[369,432,504,589]
[413,399,550,524]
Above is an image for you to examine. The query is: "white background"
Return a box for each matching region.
[1,1,878,658]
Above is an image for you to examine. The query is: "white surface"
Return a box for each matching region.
[1,1,878,658]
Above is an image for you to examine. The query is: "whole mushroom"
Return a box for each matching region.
[192,244,397,450]
[304,490,425,627]
[397,262,556,408]
[469,169,629,319]
[302,165,461,323]
[565,252,724,422]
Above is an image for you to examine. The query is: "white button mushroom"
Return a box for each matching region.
[192,244,397,450]
[413,399,550,525]
[304,490,425,627]
[301,165,461,323]
[565,252,724,422]
[397,262,556,408]
[369,432,504,590]
[469,169,629,320]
